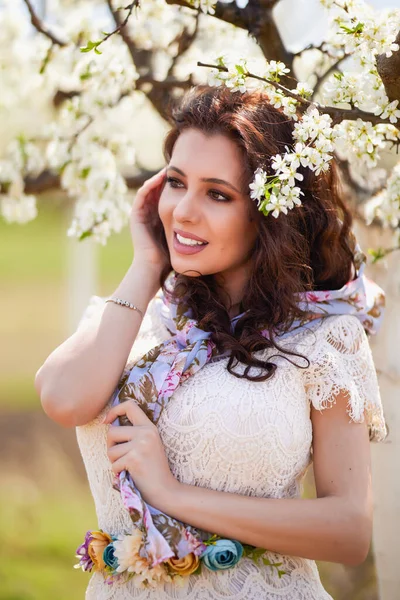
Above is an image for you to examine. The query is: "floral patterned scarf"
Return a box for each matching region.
[109,241,385,568]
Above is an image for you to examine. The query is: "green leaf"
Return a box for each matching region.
[192,561,202,576]
[79,230,93,241]
[80,167,91,179]
[80,40,102,53]
[340,21,364,35]
[277,569,286,578]
[59,160,71,174]
[80,66,92,81]
[204,534,220,546]
[247,547,267,561]
[367,247,386,264]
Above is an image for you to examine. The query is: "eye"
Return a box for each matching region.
[166,176,184,188]
[166,176,231,203]
[208,189,231,203]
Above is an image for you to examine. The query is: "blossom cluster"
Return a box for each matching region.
[0,0,400,242]
[248,112,335,218]
[319,1,400,129]
[208,56,336,218]
[320,0,400,60]
[364,162,400,233]
[75,528,282,588]
[206,10,400,221]
[187,0,217,15]
[0,0,187,243]
[0,136,44,223]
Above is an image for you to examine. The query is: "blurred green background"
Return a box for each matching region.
[0,198,378,599]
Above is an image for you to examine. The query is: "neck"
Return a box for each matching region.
[228,301,243,319]
[215,262,251,318]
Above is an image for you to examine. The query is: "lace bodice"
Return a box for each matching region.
[75,296,386,599]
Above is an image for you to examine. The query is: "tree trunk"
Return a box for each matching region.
[353,218,400,600]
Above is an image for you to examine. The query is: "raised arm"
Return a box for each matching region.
[35,168,168,428]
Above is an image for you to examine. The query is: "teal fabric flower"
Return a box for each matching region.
[103,543,119,570]
[202,539,243,571]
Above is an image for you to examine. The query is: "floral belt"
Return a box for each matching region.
[75,529,286,588]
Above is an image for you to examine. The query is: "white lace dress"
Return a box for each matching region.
[75,295,387,600]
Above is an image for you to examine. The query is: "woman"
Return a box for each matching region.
[36,85,387,599]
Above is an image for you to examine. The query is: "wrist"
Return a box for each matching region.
[111,262,160,316]
[130,260,162,290]
[156,478,183,515]
[131,260,162,290]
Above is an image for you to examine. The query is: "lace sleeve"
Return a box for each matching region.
[302,314,387,443]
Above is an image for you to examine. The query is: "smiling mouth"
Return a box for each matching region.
[173,231,208,255]
[175,232,207,246]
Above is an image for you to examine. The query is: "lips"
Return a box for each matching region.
[172,231,209,256]
[173,228,208,244]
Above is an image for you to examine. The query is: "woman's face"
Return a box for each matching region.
[158,129,258,290]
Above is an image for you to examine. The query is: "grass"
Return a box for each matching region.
[0,483,95,600]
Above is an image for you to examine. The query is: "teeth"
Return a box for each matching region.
[176,233,206,246]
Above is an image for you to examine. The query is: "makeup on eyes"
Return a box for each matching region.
[167,166,240,194]
[166,176,232,203]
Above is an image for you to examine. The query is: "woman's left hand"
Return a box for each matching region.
[103,400,179,507]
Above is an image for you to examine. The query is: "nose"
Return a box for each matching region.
[172,191,201,225]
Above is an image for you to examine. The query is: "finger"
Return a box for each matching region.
[104,400,153,427]
[106,425,136,449]
[137,167,167,197]
[111,456,129,475]
[107,441,131,462]
[134,168,167,209]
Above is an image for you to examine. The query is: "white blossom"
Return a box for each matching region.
[378,100,400,124]
[1,194,37,224]
[187,0,217,15]
[364,162,400,229]
[295,82,314,98]
[263,60,290,82]
[249,168,268,203]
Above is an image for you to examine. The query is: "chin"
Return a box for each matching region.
[169,257,207,278]
[172,264,204,277]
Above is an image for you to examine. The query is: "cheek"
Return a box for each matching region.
[158,190,173,227]
[216,215,256,252]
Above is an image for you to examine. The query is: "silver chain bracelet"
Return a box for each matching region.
[105,297,144,319]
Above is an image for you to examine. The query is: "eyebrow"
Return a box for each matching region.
[167,165,241,194]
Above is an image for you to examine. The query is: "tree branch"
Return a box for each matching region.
[103,1,140,53]
[106,0,198,117]
[198,61,399,127]
[312,57,346,99]
[2,168,159,196]
[23,0,68,46]
[255,8,293,72]
[167,12,200,79]
[166,0,293,79]
[376,30,400,104]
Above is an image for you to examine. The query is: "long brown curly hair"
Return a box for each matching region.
[156,84,357,382]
